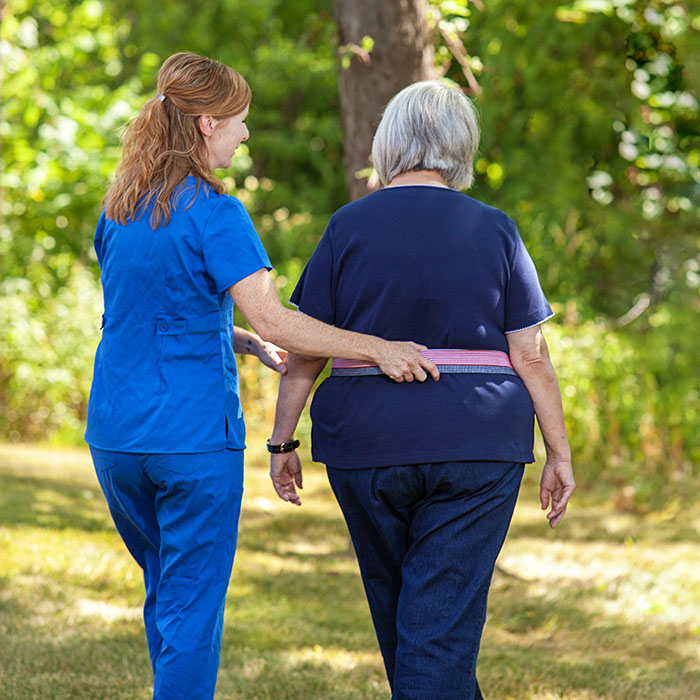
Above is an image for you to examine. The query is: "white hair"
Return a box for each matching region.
[371,80,480,190]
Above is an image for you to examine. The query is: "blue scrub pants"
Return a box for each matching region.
[89,447,244,700]
[327,460,524,700]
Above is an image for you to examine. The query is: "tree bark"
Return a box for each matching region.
[334,0,435,201]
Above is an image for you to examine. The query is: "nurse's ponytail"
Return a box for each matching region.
[103,52,251,229]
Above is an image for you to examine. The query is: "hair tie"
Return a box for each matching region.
[157,93,166,102]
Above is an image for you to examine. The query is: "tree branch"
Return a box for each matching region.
[434,13,482,96]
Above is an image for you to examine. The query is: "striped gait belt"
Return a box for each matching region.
[330,349,517,376]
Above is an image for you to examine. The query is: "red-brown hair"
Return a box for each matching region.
[103,52,251,228]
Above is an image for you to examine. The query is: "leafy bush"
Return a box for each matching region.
[0,263,101,444]
[546,311,700,503]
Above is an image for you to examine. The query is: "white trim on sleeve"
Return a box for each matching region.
[504,312,556,334]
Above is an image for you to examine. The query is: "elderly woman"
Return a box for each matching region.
[269,80,575,700]
[85,53,436,700]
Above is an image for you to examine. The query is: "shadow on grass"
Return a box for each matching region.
[234,501,700,699]
[0,569,388,700]
[0,468,112,533]
[507,507,700,544]
[216,650,390,700]
[239,508,351,552]
[2,629,153,700]
[3,451,699,700]
[484,567,700,697]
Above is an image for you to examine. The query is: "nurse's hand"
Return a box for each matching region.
[375,340,440,383]
[270,452,303,506]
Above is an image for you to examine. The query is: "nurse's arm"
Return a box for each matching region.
[268,352,327,506]
[233,325,288,374]
[507,324,575,528]
[229,268,439,384]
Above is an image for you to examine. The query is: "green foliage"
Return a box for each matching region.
[1,0,341,443]
[0,0,342,276]
[1,0,699,500]
[462,0,699,315]
[547,314,700,505]
[0,263,101,443]
[451,0,700,491]
[1,0,147,275]
[338,34,375,70]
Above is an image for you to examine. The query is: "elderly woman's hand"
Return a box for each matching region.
[540,457,575,528]
[375,340,440,383]
[270,452,303,506]
[256,340,288,374]
[233,325,288,373]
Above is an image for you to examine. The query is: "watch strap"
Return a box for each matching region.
[266,438,300,454]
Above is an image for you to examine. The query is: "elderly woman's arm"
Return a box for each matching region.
[507,325,575,528]
[267,353,328,506]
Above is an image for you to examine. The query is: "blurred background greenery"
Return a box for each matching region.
[1,0,699,509]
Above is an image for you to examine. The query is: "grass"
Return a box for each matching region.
[1,442,699,700]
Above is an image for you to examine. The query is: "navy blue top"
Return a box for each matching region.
[85,176,271,453]
[290,185,554,468]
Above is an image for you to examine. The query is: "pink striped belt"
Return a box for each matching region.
[331,349,516,376]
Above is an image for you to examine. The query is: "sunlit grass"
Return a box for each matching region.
[1,442,699,699]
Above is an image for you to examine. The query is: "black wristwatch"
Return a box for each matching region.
[266,438,300,454]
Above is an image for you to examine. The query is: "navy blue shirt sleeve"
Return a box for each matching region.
[504,222,554,333]
[289,223,335,325]
[202,195,272,293]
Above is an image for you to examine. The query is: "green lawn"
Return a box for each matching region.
[1,443,699,700]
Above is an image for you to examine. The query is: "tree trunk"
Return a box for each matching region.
[334,0,435,201]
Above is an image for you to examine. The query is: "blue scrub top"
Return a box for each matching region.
[290,185,554,468]
[85,176,271,453]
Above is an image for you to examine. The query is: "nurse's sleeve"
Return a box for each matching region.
[202,196,272,293]
[504,222,554,334]
[288,222,336,325]
[94,211,107,267]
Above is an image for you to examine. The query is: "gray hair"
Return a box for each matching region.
[371,80,480,190]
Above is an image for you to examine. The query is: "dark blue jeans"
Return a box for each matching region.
[327,461,524,700]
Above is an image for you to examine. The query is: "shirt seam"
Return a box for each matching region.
[199,192,227,244]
